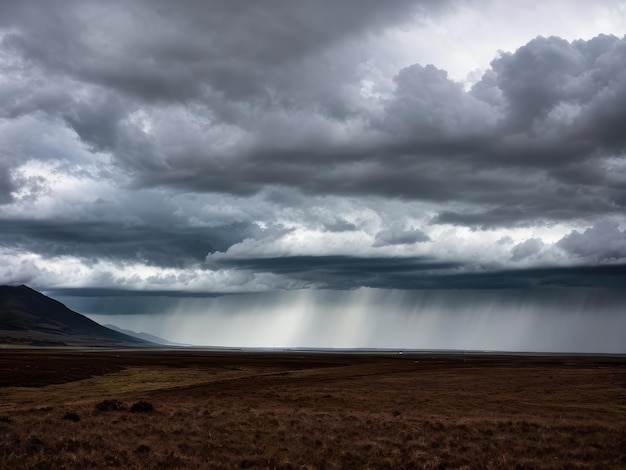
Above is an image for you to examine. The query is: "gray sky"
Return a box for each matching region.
[1,1,625,351]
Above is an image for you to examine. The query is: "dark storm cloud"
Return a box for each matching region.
[380,63,494,139]
[212,255,626,290]
[490,35,626,140]
[105,34,626,225]
[0,0,439,196]
[44,287,227,298]
[442,264,626,290]
[0,219,256,267]
[2,0,625,228]
[210,255,461,289]
[377,35,626,225]
[0,0,460,203]
[0,0,425,103]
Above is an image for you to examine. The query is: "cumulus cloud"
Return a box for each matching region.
[510,238,544,262]
[373,225,431,247]
[557,220,626,261]
[379,63,496,138]
[324,218,358,233]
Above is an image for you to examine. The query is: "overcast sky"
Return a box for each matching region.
[1,1,625,351]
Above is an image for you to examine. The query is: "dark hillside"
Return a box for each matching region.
[0,285,150,347]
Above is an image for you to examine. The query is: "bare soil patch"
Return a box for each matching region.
[0,349,624,469]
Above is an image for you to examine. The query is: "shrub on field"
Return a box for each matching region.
[136,444,151,454]
[62,412,80,422]
[130,401,154,413]
[95,399,125,411]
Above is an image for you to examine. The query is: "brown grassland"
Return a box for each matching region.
[0,349,624,469]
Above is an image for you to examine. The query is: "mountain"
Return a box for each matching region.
[0,285,151,347]
[103,324,188,346]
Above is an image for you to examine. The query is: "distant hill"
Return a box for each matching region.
[0,285,152,347]
[103,324,188,346]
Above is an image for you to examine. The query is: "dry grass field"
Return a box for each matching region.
[0,349,624,469]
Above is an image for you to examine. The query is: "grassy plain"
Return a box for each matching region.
[0,349,624,469]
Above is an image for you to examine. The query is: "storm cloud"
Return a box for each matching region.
[0,1,625,350]
[1,2,624,225]
[0,218,256,267]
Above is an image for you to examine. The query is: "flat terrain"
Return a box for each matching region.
[0,349,624,469]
